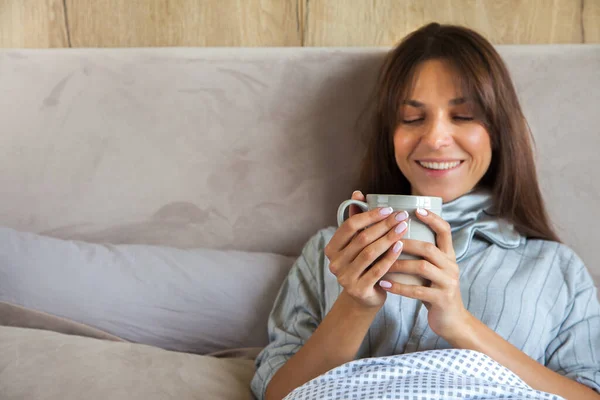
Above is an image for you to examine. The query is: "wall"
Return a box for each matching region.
[0,0,598,48]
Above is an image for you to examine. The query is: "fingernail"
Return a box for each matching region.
[380,207,393,215]
[352,190,362,196]
[393,241,403,253]
[379,280,392,289]
[395,211,409,221]
[416,208,428,216]
[395,221,407,233]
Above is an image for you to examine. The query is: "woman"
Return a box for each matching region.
[252,23,600,400]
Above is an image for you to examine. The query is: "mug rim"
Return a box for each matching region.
[365,194,443,208]
[365,193,442,200]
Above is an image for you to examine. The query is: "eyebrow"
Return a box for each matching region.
[403,97,467,107]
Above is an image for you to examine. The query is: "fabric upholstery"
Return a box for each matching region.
[0,226,294,354]
[0,47,597,287]
[0,326,255,400]
[0,301,125,343]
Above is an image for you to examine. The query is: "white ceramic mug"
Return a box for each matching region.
[337,194,442,286]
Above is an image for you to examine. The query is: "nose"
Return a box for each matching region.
[421,115,453,150]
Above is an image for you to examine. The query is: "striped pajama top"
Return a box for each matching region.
[251,191,600,399]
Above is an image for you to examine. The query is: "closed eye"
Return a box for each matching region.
[402,118,424,124]
[402,116,473,124]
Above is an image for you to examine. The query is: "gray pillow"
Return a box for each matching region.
[0,226,295,354]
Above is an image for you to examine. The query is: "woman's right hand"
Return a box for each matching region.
[324,190,409,309]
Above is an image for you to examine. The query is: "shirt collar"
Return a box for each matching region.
[442,189,522,261]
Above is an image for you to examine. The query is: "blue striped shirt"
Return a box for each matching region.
[251,193,600,399]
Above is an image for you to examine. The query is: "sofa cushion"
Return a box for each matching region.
[0,326,255,400]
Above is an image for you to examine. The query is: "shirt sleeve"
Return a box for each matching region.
[545,252,600,393]
[250,229,330,400]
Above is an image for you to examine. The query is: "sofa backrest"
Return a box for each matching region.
[0,46,598,286]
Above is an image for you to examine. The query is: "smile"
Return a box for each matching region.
[417,160,463,170]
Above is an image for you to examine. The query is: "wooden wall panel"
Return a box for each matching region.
[305,0,584,46]
[0,0,69,47]
[583,0,600,43]
[423,0,582,44]
[0,0,598,48]
[65,0,301,47]
[304,0,423,47]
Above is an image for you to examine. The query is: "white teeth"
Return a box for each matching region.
[418,161,461,170]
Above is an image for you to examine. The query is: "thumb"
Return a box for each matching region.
[349,190,366,217]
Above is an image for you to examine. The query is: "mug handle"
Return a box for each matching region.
[337,200,369,227]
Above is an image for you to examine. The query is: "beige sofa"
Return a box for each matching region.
[0,45,598,399]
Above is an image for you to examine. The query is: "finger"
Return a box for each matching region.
[329,205,406,254]
[400,239,454,273]
[341,220,408,282]
[379,279,439,303]
[349,190,366,217]
[331,212,408,277]
[327,210,406,276]
[414,208,454,257]
[388,259,453,288]
[359,240,403,290]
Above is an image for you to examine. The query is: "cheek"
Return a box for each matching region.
[462,126,492,162]
[393,129,415,160]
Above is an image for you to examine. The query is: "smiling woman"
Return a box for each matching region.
[253,23,600,400]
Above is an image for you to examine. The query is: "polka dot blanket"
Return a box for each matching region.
[284,349,564,400]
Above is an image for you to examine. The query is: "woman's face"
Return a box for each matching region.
[393,59,492,203]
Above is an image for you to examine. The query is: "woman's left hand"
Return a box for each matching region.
[379,207,472,342]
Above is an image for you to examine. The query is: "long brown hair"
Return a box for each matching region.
[359,22,560,242]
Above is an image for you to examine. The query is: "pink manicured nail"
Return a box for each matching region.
[395,221,407,233]
[380,207,393,215]
[352,190,362,196]
[393,241,403,253]
[416,208,428,216]
[379,280,392,289]
[395,211,409,221]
